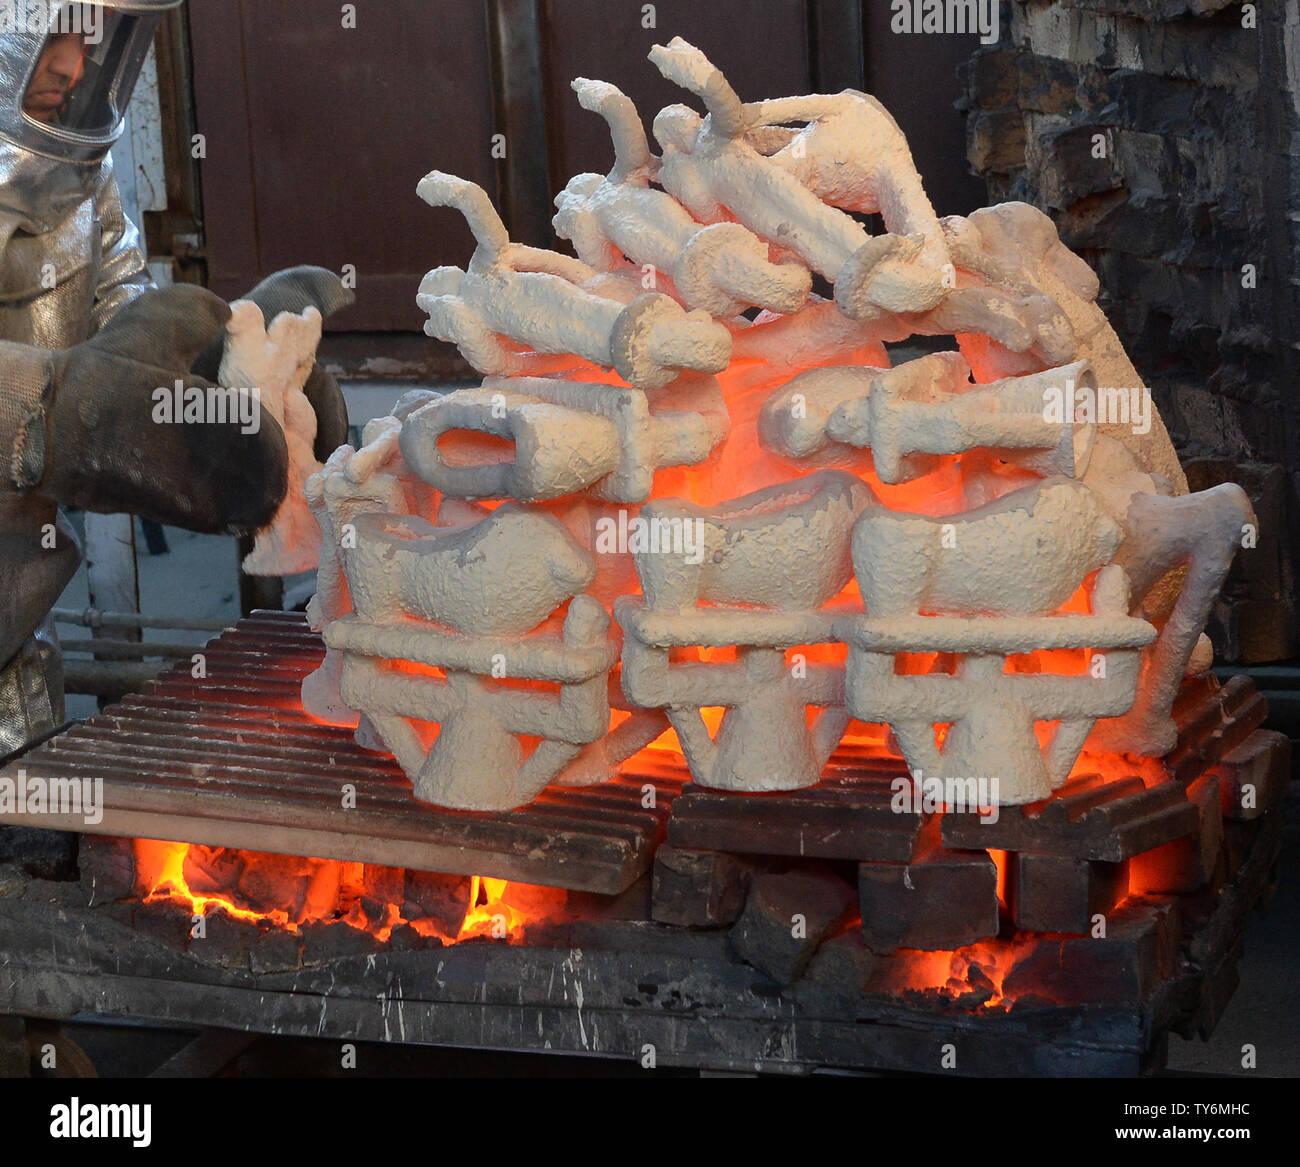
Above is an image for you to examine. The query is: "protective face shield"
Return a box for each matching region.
[0,1,181,232]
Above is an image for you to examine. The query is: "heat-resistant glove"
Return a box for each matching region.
[10,283,289,534]
[191,265,355,461]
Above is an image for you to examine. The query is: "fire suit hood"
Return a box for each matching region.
[0,1,181,232]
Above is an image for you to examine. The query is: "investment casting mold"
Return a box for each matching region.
[221,301,326,577]
[305,38,1254,810]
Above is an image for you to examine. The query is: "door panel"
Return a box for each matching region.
[863,6,987,217]
[188,2,982,332]
[190,0,498,330]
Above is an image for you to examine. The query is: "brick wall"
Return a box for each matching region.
[959,0,1300,662]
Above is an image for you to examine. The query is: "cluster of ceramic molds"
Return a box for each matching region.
[300,394,443,725]
[759,351,1096,481]
[554,79,812,317]
[648,38,951,317]
[616,471,872,791]
[835,482,1158,803]
[417,172,731,390]
[398,373,728,503]
[302,36,1257,814]
[322,505,658,810]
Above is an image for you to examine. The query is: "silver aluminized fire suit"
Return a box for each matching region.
[0,149,151,755]
[0,1,351,757]
[0,0,172,756]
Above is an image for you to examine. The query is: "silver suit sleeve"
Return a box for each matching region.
[89,157,155,334]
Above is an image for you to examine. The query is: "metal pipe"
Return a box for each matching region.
[51,607,234,632]
[62,659,167,698]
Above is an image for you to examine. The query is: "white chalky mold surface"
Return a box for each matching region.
[308,39,1253,808]
[221,301,326,577]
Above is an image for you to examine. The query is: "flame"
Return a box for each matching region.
[133,839,551,945]
[458,875,525,939]
[137,839,296,928]
[989,848,1010,911]
[874,937,1030,1010]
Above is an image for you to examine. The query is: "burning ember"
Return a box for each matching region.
[133,839,564,945]
[127,837,1074,1007]
[872,941,1022,1010]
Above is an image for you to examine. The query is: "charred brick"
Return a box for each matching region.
[859,846,999,954]
[651,845,753,928]
[730,866,855,986]
[1012,853,1129,934]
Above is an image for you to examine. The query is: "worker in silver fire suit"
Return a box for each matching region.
[0,1,352,757]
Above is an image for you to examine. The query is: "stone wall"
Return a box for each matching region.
[959,0,1300,662]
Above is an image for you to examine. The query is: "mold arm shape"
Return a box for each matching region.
[1091,481,1256,756]
[554,79,811,317]
[417,170,731,390]
[648,37,947,316]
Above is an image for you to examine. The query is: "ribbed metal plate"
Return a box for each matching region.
[0,612,682,895]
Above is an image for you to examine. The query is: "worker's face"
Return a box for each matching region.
[22,34,88,124]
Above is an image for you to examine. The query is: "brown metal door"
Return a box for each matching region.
[187,2,981,332]
[189,0,498,331]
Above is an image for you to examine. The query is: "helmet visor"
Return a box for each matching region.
[21,5,158,136]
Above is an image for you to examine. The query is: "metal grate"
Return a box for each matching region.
[0,612,684,895]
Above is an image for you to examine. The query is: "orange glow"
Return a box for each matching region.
[176,325,1174,999]
[989,849,1010,911]
[136,839,295,928]
[873,937,1036,1010]
[458,876,525,940]
[384,658,448,680]
[133,839,558,945]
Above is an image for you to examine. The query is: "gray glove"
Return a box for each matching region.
[16,283,290,534]
[191,265,355,461]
